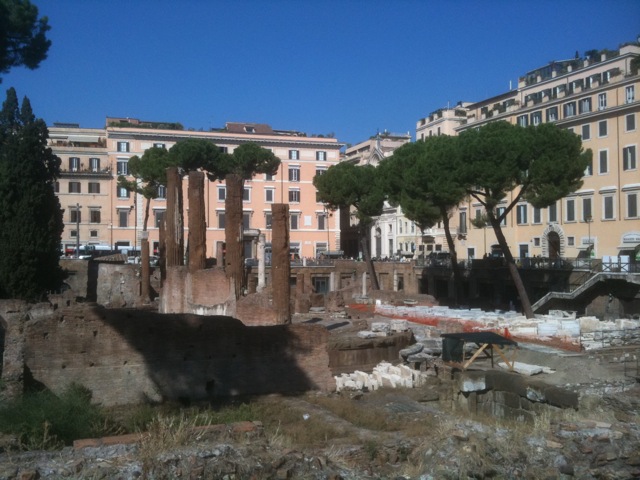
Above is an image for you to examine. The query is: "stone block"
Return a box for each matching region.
[457,371,487,392]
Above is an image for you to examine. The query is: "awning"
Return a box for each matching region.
[68,135,100,143]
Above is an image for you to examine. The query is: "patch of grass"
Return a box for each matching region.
[0,383,107,450]
[306,394,399,431]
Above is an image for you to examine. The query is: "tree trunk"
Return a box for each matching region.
[441,209,461,306]
[489,214,534,318]
[360,224,379,291]
[225,173,244,299]
[188,171,206,273]
[165,167,184,267]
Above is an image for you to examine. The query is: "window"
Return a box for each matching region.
[88,182,100,194]
[627,193,638,218]
[243,212,251,230]
[54,181,59,193]
[154,210,165,228]
[567,237,575,247]
[548,203,557,223]
[290,213,300,230]
[315,167,327,177]
[599,150,608,174]
[117,141,130,152]
[318,213,326,230]
[265,212,272,230]
[516,204,528,224]
[289,189,300,203]
[70,209,81,223]
[598,93,607,110]
[458,211,467,233]
[623,146,637,170]
[68,181,81,193]
[584,156,593,176]
[265,188,275,203]
[89,157,100,172]
[546,106,558,122]
[626,85,635,104]
[530,111,542,126]
[265,172,275,181]
[116,159,128,175]
[217,186,226,201]
[496,206,506,226]
[69,157,80,172]
[566,199,575,222]
[70,230,77,238]
[533,207,541,224]
[603,195,614,220]
[90,209,101,223]
[243,187,251,202]
[157,185,166,199]
[244,126,255,133]
[517,115,528,127]
[581,124,590,140]
[626,114,636,132]
[598,120,608,137]
[90,230,98,238]
[582,197,592,222]
[579,97,591,114]
[289,150,299,160]
[316,151,326,161]
[217,211,225,229]
[563,102,576,118]
[288,166,300,182]
[153,143,165,149]
[117,186,129,198]
[533,237,541,247]
[118,209,128,228]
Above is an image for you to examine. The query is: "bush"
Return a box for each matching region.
[0,384,106,449]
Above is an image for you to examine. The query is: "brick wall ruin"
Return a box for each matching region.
[1,301,334,406]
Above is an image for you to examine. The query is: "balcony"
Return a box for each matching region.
[61,166,112,178]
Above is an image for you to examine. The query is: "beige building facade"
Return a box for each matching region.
[417,42,640,263]
[51,119,343,260]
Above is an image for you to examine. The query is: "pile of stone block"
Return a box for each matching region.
[334,361,429,393]
[357,319,410,339]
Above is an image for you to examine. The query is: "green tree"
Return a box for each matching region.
[118,146,175,300]
[0,87,63,300]
[0,0,51,80]
[380,135,467,303]
[459,121,591,318]
[313,161,385,290]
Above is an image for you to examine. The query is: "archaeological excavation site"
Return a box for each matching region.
[1,168,639,479]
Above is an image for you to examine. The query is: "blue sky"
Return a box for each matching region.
[3,0,639,146]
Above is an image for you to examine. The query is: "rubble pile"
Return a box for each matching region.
[375,303,640,348]
[334,361,430,392]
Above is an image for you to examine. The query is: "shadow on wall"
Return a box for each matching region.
[24,305,333,406]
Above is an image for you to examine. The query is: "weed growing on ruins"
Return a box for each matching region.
[0,384,106,449]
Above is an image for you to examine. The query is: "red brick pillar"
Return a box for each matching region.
[225,173,244,299]
[141,235,150,302]
[271,204,291,324]
[165,167,184,267]
[188,171,206,273]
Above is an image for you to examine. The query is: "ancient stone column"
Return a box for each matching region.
[271,204,291,324]
[165,167,184,267]
[141,233,150,302]
[188,171,206,273]
[257,233,266,292]
[224,173,245,299]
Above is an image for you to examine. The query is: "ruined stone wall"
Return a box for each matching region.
[328,332,413,375]
[22,304,333,406]
[448,369,578,422]
[160,266,236,316]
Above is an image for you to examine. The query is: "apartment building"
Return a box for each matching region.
[417,41,640,262]
[51,119,343,259]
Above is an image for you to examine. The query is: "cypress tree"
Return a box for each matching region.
[0,87,63,300]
